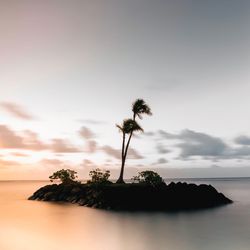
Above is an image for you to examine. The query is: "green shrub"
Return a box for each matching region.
[49,169,78,184]
[132,170,165,187]
[87,168,111,184]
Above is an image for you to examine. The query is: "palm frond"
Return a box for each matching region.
[132,99,152,119]
[116,124,123,132]
[122,119,143,134]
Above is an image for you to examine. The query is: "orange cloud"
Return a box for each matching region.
[23,130,48,150]
[0,125,25,148]
[82,159,95,168]
[0,159,21,169]
[0,125,48,150]
[79,126,95,140]
[0,102,35,120]
[38,158,70,173]
[10,152,29,157]
[40,158,66,166]
[0,125,81,153]
[85,140,98,153]
[50,139,81,153]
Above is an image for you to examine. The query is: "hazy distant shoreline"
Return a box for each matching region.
[1,176,250,182]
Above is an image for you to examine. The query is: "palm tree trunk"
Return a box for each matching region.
[123,112,135,162]
[116,113,136,184]
[116,132,126,183]
[122,130,133,172]
[116,159,125,184]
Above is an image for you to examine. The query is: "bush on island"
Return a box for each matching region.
[87,168,112,185]
[132,170,165,187]
[49,169,78,184]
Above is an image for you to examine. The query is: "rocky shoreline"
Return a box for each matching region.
[28,182,232,211]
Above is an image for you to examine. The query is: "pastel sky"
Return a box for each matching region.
[0,0,250,180]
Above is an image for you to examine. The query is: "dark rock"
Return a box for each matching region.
[71,187,81,194]
[78,198,86,206]
[43,191,54,201]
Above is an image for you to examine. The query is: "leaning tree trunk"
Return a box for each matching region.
[116,159,125,184]
[122,112,136,168]
[116,132,126,183]
[116,113,136,184]
[117,130,133,183]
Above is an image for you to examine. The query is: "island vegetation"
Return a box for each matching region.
[29,99,232,211]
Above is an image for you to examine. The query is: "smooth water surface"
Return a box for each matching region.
[0,178,250,250]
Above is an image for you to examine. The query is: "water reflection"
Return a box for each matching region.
[0,180,250,250]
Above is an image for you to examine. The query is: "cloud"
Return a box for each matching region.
[0,102,35,120]
[156,143,171,154]
[50,139,81,153]
[80,159,98,178]
[0,125,25,149]
[157,158,168,164]
[79,126,95,140]
[158,129,181,139]
[235,135,250,145]
[149,166,250,179]
[159,129,250,160]
[10,152,29,157]
[101,145,143,159]
[127,148,144,159]
[82,159,94,165]
[0,159,21,169]
[101,145,120,159]
[0,125,49,150]
[177,130,226,159]
[151,157,168,165]
[222,146,250,159]
[40,158,66,166]
[23,130,48,150]
[39,158,72,172]
[85,140,98,153]
[159,129,226,158]
[133,134,141,139]
[78,119,106,125]
[144,131,156,137]
[0,125,81,153]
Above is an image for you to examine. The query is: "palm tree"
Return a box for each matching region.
[116,119,143,183]
[116,99,152,184]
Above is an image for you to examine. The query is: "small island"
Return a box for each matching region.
[29,99,232,211]
[29,169,232,211]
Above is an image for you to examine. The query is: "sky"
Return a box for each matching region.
[0,0,250,180]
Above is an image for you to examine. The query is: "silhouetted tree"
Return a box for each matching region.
[87,168,111,184]
[116,119,143,183]
[131,170,165,187]
[49,169,78,184]
[116,99,152,183]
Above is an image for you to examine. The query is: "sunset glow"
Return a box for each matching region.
[0,0,250,180]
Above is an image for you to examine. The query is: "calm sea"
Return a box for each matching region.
[0,178,250,250]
